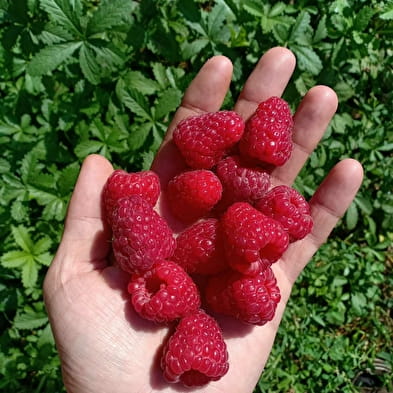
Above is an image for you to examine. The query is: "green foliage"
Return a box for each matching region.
[0,0,392,391]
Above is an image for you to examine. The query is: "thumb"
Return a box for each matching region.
[49,155,114,277]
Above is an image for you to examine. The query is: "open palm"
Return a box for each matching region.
[43,47,363,393]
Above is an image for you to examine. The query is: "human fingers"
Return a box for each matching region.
[271,86,338,186]
[151,56,233,183]
[50,154,114,275]
[233,47,296,120]
[278,158,364,284]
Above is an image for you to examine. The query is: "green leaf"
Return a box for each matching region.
[355,195,373,215]
[40,22,74,44]
[11,225,34,252]
[1,251,33,268]
[39,0,82,36]
[290,11,312,44]
[87,0,134,35]
[74,140,104,158]
[22,258,39,287]
[34,252,53,266]
[314,15,327,42]
[0,157,10,173]
[154,88,182,120]
[123,71,159,95]
[243,0,263,17]
[11,200,29,222]
[27,41,82,76]
[351,292,367,315]
[291,45,322,75]
[33,237,52,254]
[79,43,101,84]
[128,123,152,150]
[181,38,209,59]
[141,150,155,171]
[14,309,48,330]
[57,163,80,196]
[354,6,374,31]
[116,80,152,120]
[380,5,393,20]
[207,3,229,40]
[346,201,359,230]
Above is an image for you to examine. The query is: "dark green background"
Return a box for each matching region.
[0,1,392,392]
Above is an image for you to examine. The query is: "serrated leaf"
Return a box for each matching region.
[151,62,169,89]
[34,252,53,266]
[39,0,82,36]
[42,198,67,221]
[22,258,39,287]
[124,71,159,95]
[291,45,322,75]
[314,15,327,42]
[74,140,104,158]
[154,88,181,120]
[290,11,312,44]
[1,251,33,268]
[33,237,52,254]
[14,309,48,330]
[380,5,393,20]
[243,0,264,17]
[181,38,209,59]
[11,225,34,252]
[141,150,155,171]
[79,43,101,84]
[207,3,229,40]
[40,22,74,44]
[11,200,28,222]
[354,6,374,31]
[0,158,10,173]
[58,163,80,195]
[27,41,82,76]
[87,0,134,35]
[128,123,152,150]
[117,80,152,120]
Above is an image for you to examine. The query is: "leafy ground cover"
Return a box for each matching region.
[0,1,392,392]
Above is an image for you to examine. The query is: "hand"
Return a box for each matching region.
[43,47,363,393]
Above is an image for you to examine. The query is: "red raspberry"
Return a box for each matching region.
[103,169,160,225]
[161,309,229,386]
[205,267,281,325]
[166,170,222,222]
[111,195,176,273]
[173,111,245,169]
[221,202,289,275]
[215,155,270,209]
[127,260,200,323]
[172,219,227,275]
[239,96,293,166]
[256,185,313,241]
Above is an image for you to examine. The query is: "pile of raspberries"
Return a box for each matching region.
[102,97,313,387]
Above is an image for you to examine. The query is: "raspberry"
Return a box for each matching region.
[173,111,245,169]
[205,267,281,325]
[103,169,160,225]
[239,96,293,166]
[221,202,289,275]
[172,219,227,275]
[161,309,229,386]
[166,170,222,222]
[111,195,176,273]
[127,260,200,323]
[215,155,270,209]
[256,185,313,241]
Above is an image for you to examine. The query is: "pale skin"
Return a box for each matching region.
[43,47,364,393]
